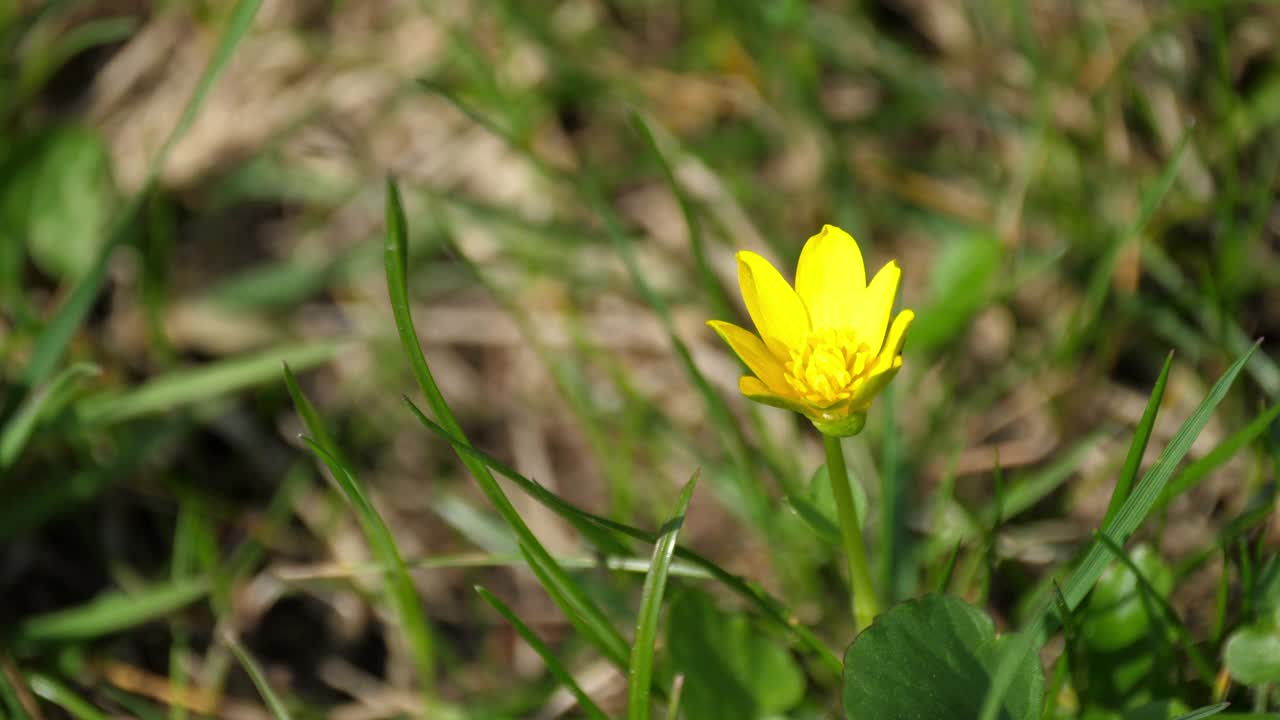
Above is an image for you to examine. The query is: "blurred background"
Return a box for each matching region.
[2,0,1279,717]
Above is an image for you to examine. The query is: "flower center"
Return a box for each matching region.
[784,329,873,408]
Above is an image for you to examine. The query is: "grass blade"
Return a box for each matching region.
[15,578,207,644]
[1155,400,1280,513]
[18,0,262,395]
[27,674,106,720]
[383,178,630,670]
[628,473,698,720]
[981,342,1259,720]
[403,399,842,672]
[77,342,340,426]
[223,632,294,720]
[629,113,734,320]
[1172,703,1230,720]
[297,438,435,698]
[0,362,99,469]
[475,587,610,720]
[664,675,686,720]
[1102,351,1174,527]
[281,362,348,467]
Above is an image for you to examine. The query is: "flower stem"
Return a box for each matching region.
[823,434,880,632]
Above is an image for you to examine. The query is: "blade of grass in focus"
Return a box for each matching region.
[629,472,697,720]
[980,342,1258,720]
[475,587,610,720]
[403,399,842,673]
[290,417,435,699]
[383,178,631,670]
[17,0,263,398]
[1102,351,1174,528]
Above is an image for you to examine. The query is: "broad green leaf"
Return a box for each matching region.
[1223,611,1280,686]
[844,594,1043,720]
[0,126,115,281]
[1080,545,1173,652]
[668,590,805,720]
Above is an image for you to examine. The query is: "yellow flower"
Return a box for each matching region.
[708,225,913,437]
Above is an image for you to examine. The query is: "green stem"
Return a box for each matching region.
[823,434,880,632]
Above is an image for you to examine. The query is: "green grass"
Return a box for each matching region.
[3,1,1279,718]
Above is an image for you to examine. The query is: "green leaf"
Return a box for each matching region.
[1223,611,1280,686]
[629,472,698,720]
[668,590,805,720]
[0,126,115,281]
[844,594,1044,720]
[1080,545,1173,652]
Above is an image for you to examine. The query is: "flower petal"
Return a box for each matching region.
[795,225,866,330]
[740,376,807,413]
[872,309,914,373]
[707,320,789,393]
[737,250,810,358]
[853,260,901,356]
[850,357,902,411]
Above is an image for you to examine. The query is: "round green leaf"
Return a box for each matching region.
[1,125,116,281]
[843,594,1044,720]
[1080,544,1173,652]
[667,590,805,719]
[1224,612,1280,686]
